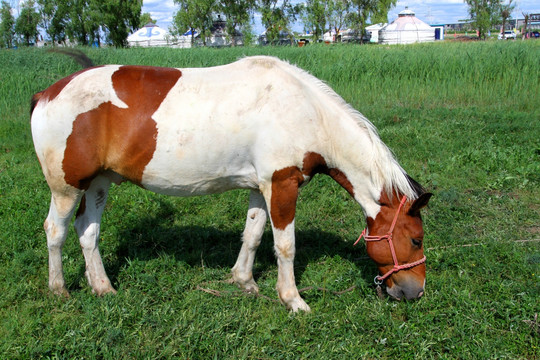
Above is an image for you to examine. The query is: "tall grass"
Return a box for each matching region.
[0,41,538,359]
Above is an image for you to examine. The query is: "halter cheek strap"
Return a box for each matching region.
[354,196,426,285]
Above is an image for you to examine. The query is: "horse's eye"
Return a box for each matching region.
[411,238,422,247]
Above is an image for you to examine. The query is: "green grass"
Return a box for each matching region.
[0,41,539,359]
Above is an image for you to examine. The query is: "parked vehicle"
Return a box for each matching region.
[524,31,540,38]
[498,31,516,40]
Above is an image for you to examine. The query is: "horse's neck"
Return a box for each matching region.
[318,107,385,218]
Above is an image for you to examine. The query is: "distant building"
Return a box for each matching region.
[128,22,172,47]
[366,23,386,43]
[379,7,435,45]
[431,24,445,40]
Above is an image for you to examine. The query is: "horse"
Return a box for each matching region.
[30,55,432,312]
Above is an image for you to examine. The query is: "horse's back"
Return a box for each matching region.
[31,57,324,195]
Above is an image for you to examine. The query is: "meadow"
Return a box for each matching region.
[0,41,538,359]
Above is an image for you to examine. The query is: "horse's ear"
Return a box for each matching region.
[408,193,433,216]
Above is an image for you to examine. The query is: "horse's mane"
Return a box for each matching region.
[246,56,424,200]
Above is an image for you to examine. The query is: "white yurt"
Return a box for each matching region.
[379,7,435,45]
[128,22,171,47]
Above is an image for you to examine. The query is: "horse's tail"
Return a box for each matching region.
[31,49,95,116]
[47,48,95,68]
[30,92,43,116]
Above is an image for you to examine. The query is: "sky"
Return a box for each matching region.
[143,0,538,34]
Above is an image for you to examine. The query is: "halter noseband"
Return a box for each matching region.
[354,196,426,285]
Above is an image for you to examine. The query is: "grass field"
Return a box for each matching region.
[0,41,539,359]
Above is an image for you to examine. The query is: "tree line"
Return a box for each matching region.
[0,0,398,48]
[464,0,516,39]
[170,0,398,45]
[0,0,522,49]
[0,0,144,48]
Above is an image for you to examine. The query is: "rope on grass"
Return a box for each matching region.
[196,285,280,303]
[195,284,358,302]
[427,238,540,251]
[523,313,539,335]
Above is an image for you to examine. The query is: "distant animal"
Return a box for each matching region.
[31,54,432,311]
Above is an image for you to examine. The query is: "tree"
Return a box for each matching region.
[65,0,101,46]
[15,0,40,46]
[258,0,301,44]
[0,1,15,48]
[301,0,331,41]
[370,0,396,24]
[219,0,256,46]
[464,0,502,40]
[139,12,154,27]
[521,12,529,40]
[327,0,351,41]
[347,0,376,33]
[500,0,514,39]
[99,0,142,47]
[37,0,69,45]
[172,0,216,46]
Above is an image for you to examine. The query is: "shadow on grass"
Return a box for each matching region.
[96,197,377,291]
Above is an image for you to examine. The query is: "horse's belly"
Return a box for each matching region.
[141,143,259,196]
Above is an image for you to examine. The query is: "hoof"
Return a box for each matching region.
[94,287,117,296]
[51,286,70,298]
[285,297,311,312]
[228,273,259,294]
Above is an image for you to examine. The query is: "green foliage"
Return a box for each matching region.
[14,0,40,46]
[301,0,331,40]
[0,42,539,358]
[370,0,396,24]
[464,0,504,39]
[139,12,154,28]
[327,0,350,36]
[301,0,396,41]
[0,1,15,48]
[172,0,216,46]
[37,0,69,44]
[258,0,301,43]
[100,0,142,47]
[219,0,256,46]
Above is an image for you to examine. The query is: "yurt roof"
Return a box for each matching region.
[128,23,168,42]
[381,7,432,32]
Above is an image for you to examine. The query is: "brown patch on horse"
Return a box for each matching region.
[270,166,304,230]
[270,152,355,230]
[62,66,182,189]
[302,152,354,196]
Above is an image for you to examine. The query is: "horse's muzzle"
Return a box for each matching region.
[386,281,425,300]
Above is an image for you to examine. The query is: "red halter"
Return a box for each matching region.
[354,196,426,285]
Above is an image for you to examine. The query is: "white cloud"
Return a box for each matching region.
[142,0,177,29]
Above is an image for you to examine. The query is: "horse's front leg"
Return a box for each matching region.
[262,171,310,312]
[230,190,268,293]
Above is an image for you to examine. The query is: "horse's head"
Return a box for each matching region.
[363,192,432,300]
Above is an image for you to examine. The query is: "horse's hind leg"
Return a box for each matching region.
[73,175,115,295]
[44,190,83,296]
[230,190,267,293]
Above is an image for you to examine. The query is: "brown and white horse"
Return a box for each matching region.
[31,56,432,311]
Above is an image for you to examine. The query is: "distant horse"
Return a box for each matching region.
[31,56,432,311]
